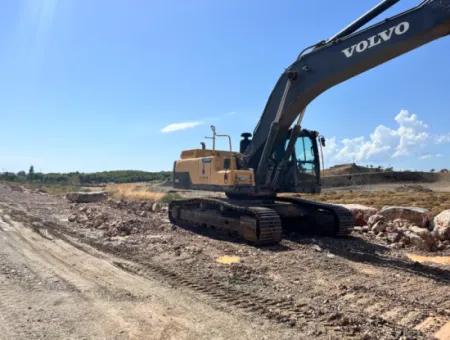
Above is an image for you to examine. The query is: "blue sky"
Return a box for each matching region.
[0,0,449,173]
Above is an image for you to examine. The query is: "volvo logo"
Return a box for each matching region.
[342,21,410,58]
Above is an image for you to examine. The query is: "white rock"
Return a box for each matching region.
[311,244,322,252]
[367,214,384,227]
[372,220,387,233]
[151,202,162,212]
[386,232,401,243]
[432,210,450,241]
[379,206,431,229]
[339,204,378,226]
[409,225,435,249]
[404,231,430,251]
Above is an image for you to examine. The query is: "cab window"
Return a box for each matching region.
[295,136,316,174]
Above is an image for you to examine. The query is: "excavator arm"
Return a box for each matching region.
[244,0,450,190]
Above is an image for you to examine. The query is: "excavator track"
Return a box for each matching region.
[169,196,353,246]
[169,198,282,246]
[276,197,354,236]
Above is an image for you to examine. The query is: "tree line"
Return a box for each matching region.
[0,166,171,185]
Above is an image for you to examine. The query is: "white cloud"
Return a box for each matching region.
[161,121,203,133]
[435,133,450,144]
[419,153,443,160]
[324,109,438,165]
[322,137,337,159]
[393,110,428,157]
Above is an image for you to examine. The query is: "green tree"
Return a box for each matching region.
[28,165,35,180]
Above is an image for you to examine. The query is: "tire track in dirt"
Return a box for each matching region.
[274,241,450,336]
[9,205,424,339]
[0,205,292,340]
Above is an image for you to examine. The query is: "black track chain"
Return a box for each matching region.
[248,206,282,245]
[169,198,282,245]
[277,197,354,236]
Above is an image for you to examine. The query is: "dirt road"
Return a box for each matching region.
[0,208,283,339]
[0,182,449,339]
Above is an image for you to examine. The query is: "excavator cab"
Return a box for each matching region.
[276,129,322,194]
[296,130,322,193]
[295,132,319,175]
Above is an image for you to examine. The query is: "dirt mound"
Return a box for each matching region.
[395,184,433,193]
[323,163,382,176]
[68,200,169,237]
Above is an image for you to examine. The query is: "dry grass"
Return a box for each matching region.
[106,183,166,201]
[302,190,450,217]
[107,183,450,214]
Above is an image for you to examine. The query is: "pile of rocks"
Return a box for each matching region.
[107,199,165,217]
[68,204,157,237]
[345,204,450,251]
[66,191,108,203]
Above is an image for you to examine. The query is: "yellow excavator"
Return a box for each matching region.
[169,0,450,245]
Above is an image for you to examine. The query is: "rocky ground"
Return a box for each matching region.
[0,182,450,339]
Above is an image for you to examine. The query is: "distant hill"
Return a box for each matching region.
[323,163,385,176]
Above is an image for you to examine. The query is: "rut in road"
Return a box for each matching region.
[0,209,285,340]
[4,204,434,339]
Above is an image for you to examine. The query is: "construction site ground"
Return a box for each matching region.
[0,182,449,339]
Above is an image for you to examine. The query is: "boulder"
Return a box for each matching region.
[386,232,401,243]
[404,231,431,251]
[372,220,387,234]
[368,214,385,227]
[151,202,162,212]
[432,210,450,241]
[76,214,89,224]
[66,191,108,203]
[379,206,431,228]
[338,204,378,226]
[409,226,435,248]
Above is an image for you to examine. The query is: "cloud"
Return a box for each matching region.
[324,109,439,165]
[161,121,203,133]
[160,110,238,133]
[419,153,443,160]
[435,133,450,144]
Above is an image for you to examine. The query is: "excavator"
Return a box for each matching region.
[169,0,450,245]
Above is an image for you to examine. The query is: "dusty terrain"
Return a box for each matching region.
[0,182,449,339]
[302,184,450,217]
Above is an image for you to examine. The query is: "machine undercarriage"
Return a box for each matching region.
[169,196,353,245]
